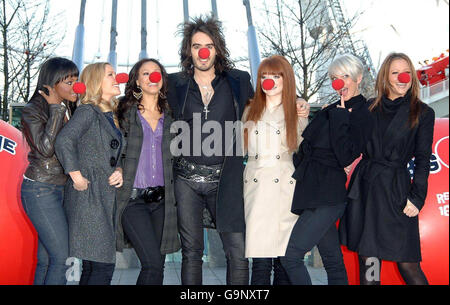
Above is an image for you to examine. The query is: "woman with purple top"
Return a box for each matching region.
[116,58,180,285]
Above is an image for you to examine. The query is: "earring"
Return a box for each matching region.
[133,86,143,100]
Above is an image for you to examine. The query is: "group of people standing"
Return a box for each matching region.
[19,15,435,286]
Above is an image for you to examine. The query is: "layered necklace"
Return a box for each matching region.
[195,76,214,120]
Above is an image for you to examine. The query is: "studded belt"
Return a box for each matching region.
[174,157,222,183]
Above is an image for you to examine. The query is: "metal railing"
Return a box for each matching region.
[420,78,449,103]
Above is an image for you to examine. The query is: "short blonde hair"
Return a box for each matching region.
[80,62,119,126]
[328,54,364,82]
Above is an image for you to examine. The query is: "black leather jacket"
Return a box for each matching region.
[21,96,71,185]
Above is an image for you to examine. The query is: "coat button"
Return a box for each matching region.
[253,179,258,183]
[276,155,280,160]
[244,180,248,183]
[274,179,279,183]
[276,130,281,135]
[255,130,259,135]
[290,181,294,184]
[110,157,117,167]
[111,139,120,149]
[255,154,259,160]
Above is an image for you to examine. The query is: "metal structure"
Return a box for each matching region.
[72,0,86,72]
[243,0,261,88]
[71,0,262,85]
[139,0,148,60]
[327,0,376,81]
[304,0,377,103]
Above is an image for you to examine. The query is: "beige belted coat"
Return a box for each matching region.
[243,105,308,258]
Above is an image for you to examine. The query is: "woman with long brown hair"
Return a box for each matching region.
[243,55,309,285]
[115,58,180,285]
[279,54,373,285]
[339,53,435,285]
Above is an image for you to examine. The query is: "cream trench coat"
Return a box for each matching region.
[243,105,308,258]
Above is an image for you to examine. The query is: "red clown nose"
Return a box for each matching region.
[73,82,86,94]
[150,72,162,83]
[116,73,129,84]
[262,79,275,91]
[332,79,345,91]
[398,72,411,84]
[199,48,210,60]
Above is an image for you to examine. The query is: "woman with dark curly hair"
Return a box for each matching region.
[115,58,180,285]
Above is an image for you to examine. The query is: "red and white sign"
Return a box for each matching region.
[0,120,34,285]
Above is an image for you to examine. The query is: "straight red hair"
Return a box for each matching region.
[245,55,298,152]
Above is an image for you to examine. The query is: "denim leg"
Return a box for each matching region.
[273,258,291,285]
[251,258,273,285]
[121,201,166,285]
[280,205,347,285]
[279,209,315,285]
[220,232,249,285]
[20,180,69,285]
[80,260,115,285]
[317,205,348,285]
[175,177,206,285]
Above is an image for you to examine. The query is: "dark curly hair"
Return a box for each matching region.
[178,15,234,75]
[117,58,169,129]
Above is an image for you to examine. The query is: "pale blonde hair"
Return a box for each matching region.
[80,62,119,127]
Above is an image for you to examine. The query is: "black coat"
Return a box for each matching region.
[167,69,254,233]
[339,96,435,262]
[291,94,373,214]
[115,105,181,255]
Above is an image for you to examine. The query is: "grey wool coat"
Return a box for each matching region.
[55,104,125,264]
[115,105,180,255]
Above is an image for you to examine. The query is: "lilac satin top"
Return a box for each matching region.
[133,111,165,188]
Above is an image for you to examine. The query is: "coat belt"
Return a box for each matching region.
[347,158,406,200]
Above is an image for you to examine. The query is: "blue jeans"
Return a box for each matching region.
[280,204,348,285]
[174,177,249,285]
[21,179,69,285]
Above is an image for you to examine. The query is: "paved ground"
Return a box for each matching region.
[68,261,328,285]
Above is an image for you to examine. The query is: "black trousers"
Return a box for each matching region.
[174,176,249,285]
[79,260,115,285]
[280,203,348,285]
[251,258,291,285]
[121,198,166,285]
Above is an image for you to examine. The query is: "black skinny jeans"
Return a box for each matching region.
[174,177,249,285]
[280,203,348,285]
[251,258,291,285]
[121,198,166,285]
[79,260,115,285]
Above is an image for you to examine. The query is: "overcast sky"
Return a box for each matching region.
[48,0,449,74]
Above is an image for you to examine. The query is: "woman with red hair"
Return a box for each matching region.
[243,55,309,285]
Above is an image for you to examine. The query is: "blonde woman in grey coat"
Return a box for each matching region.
[55,63,124,285]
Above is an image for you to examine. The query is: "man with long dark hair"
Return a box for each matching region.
[167,15,253,285]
